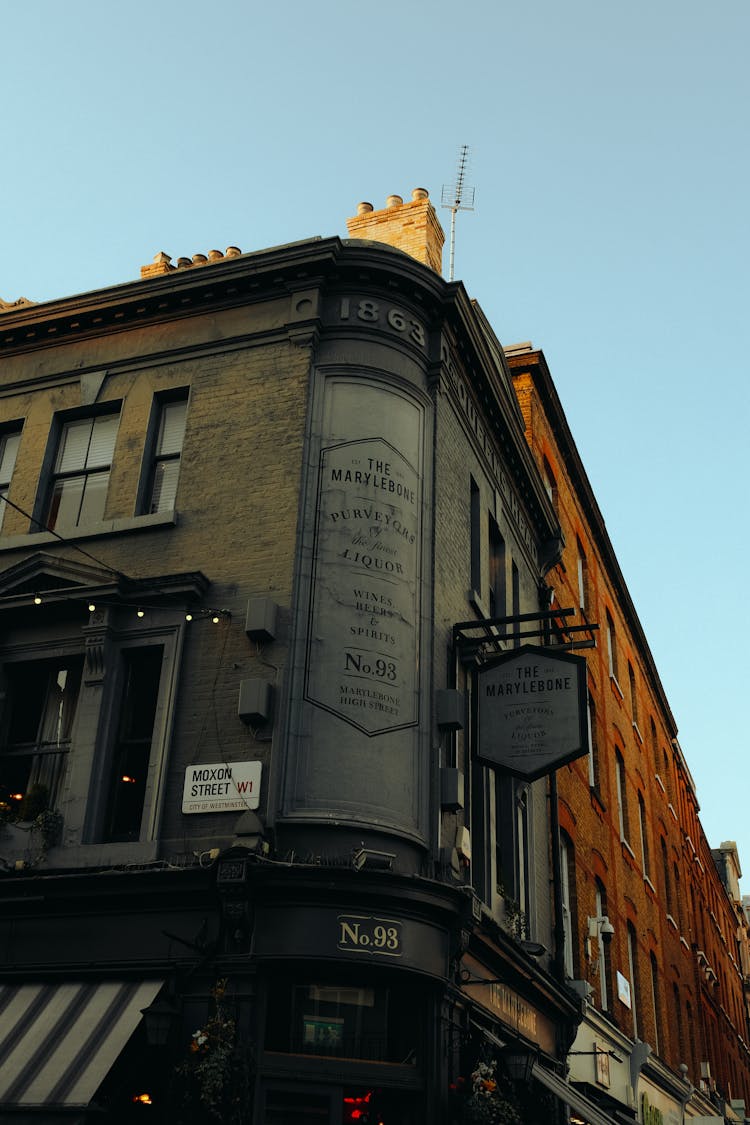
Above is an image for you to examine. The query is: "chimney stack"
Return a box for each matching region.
[346,188,445,275]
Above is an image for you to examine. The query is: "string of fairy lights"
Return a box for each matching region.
[0,493,231,625]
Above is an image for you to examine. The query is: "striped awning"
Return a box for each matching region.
[0,980,163,1109]
[532,1060,618,1125]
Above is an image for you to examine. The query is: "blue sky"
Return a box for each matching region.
[3,1,749,884]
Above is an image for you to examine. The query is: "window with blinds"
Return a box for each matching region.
[47,410,120,530]
[0,426,22,533]
[146,393,188,514]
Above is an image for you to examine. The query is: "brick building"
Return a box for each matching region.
[508,344,750,1122]
[0,194,614,1124]
[2,194,749,1125]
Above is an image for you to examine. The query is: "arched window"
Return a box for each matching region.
[586,692,599,790]
[606,610,619,682]
[595,881,611,1011]
[560,833,576,978]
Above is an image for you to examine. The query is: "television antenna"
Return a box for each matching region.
[441,144,475,281]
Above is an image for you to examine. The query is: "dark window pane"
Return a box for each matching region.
[105,647,163,842]
[264,1090,330,1122]
[2,659,82,810]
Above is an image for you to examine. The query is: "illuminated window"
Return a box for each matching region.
[104,647,164,842]
[0,657,82,813]
[46,409,120,530]
[265,978,420,1065]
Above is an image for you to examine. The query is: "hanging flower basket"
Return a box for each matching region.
[174,979,251,1125]
[461,1059,524,1125]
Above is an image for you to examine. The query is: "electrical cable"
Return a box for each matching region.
[0,493,129,581]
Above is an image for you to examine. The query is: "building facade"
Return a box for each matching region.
[2,194,749,1125]
[0,194,605,1124]
[508,344,750,1123]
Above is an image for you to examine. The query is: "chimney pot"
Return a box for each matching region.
[225,246,241,257]
[192,253,208,265]
[208,249,223,261]
[176,257,192,269]
[346,186,445,275]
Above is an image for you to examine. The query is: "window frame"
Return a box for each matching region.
[0,652,84,815]
[605,610,619,684]
[83,620,184,846]
[138,388,190,516]
[615,749,629,844]
[38,403,122,533]
[0,423,23,534]
[638,792,650,879]
[586,690,599,790]
[560,833,575,978]
[595,881,610,1011]
[469,476,481,601]
[488,514,506,621]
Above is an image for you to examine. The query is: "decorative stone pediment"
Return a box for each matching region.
[0,552,119,600]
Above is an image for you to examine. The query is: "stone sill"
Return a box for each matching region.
[0,510,177,553]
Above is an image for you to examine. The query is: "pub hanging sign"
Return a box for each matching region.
[477,646,587,780]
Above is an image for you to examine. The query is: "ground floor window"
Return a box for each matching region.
[0,655,82,816]
[265,978,420,1066]
[261,1082,423,1124]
